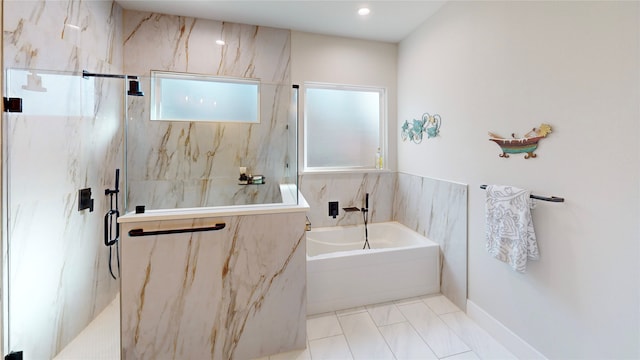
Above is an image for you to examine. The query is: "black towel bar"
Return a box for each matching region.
[480,185,564,203]
[128,223,226,237]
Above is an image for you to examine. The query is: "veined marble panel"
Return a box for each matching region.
[121,213,307,359]
[393,173,468,310]
[123,11,293,211]
[5,0,122,73]
[122,11,290,82]
[127,179,282,209]
[299,172,395,228]
[4,1,124,359]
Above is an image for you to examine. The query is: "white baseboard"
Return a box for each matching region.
[466,300,548,360]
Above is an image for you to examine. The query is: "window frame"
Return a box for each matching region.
[303,82,387,173]
[150,70,261,123]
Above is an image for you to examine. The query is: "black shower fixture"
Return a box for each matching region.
[82,70,144,96]
[127,79,144,97]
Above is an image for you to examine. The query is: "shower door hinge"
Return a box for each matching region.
[5,351,23,360]
[3,97,23,113]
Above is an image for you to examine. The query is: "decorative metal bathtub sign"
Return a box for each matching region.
[488,123,552,159]
[401,112,441,144]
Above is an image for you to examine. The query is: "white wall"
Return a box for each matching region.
[291,31,398,171]
[398,1,639,358]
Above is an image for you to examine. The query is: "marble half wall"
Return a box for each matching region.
[123,11,293,210]
[393,172,468,310]
[120,213,307,359]
[3,1,124,358]
[299,172,395,228]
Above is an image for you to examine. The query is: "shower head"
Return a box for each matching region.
[127,79,144,97]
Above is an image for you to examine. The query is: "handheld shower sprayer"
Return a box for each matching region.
[362,193,369,212]
[362,193,370,249]
[104,169,121,279]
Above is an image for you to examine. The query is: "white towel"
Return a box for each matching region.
[485,185,539,272]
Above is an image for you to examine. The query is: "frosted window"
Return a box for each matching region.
[151,71,259,123]
[305,84,384,170]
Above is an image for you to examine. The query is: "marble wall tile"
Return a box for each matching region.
[299,172,396,228]
[122,11,293,211]
[3,1,124,359]
[120,213,307,359]
[393,173,468,310]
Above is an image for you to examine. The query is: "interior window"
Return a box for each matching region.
[151,70,260,123]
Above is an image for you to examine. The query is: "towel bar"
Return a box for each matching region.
[128,223,226,237]
[480,185,564,202]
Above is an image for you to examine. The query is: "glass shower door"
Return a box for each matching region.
[3,68,123,359]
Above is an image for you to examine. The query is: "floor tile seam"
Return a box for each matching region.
[436,311,484,358]
[339,309,397,360]
[308,334,352,360]
[421,297,461,316]
[395,304,441,359]
[335,310,357,360]
[306,311,344,342]
[437,349,476,359]
[439,350,477,360]
[364,305,407,327]
[367,311,401,360]
[375,322,401,360]
[336,308,368,318]
[393,297,424,306]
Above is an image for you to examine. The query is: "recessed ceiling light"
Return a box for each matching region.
[358,7,370,16]
[216,39,225,46]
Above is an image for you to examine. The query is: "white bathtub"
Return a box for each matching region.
[306,221,440,315]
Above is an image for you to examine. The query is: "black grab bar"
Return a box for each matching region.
[480,185,564,203]
[128,223,226,237]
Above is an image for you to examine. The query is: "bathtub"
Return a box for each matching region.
[306,221,440,315]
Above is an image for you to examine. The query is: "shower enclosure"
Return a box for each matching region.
[3,68,124,359]
[2,67,299,358]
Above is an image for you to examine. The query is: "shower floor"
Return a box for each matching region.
[53,295,120,360]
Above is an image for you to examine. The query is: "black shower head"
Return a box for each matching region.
[127,79,144,96]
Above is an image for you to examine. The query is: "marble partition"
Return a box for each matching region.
[393,172,468,310]
[299,172,395,228]
[120,213,307,359]
[122,11,293,211]
[3,1,124,359]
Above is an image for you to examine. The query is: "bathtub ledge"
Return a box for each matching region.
[119,192,309,223]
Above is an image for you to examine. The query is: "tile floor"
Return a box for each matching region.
[258,294,516,360]
[56,293,516,360]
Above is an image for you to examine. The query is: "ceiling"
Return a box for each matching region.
[115,1,446,43]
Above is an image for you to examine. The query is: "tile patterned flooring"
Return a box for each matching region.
[56,293,516,359]
[259,294,516,360]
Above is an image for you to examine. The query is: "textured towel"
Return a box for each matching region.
[485,185,539,272]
